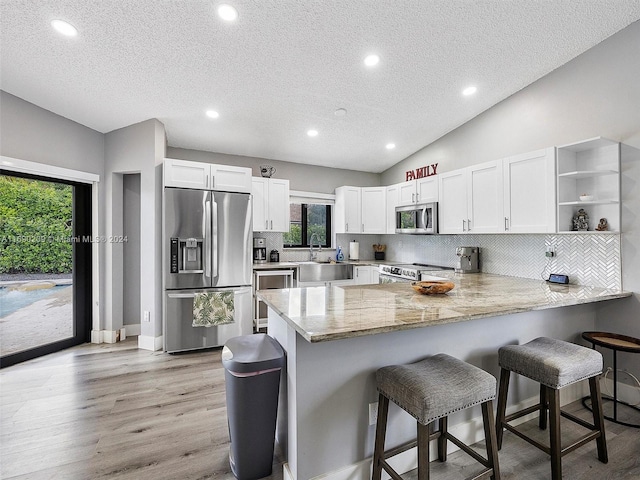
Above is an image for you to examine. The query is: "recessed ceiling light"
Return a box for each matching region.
[307,129,318,137]
[334,108,347,117]
[217,4,238,21]
[206,110,219,119]
[364,54,380,67]
[462,86,477,96]
[51,19,78,37]
[386,143,396,150]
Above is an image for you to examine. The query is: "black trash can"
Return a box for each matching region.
[222,334,285,480]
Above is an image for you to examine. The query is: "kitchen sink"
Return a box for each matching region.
[297,262,353,282]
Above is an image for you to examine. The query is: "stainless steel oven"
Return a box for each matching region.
[378,263,453,283]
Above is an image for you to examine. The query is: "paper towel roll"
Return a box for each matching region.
[349,241,359,261]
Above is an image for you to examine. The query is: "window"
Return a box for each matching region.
[283,203,331,248]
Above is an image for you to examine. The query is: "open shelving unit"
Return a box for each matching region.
[556,137,621,233]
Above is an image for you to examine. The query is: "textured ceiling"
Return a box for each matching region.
[1,1,639,173]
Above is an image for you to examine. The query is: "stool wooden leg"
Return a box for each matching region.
[495,368,510,450]
[539,383,548,430]
[417,421,430,480]
[372,393,389,480]
[548,387,562,480]
[482,400,501,480]
[589,376,608,464]
[437,416,447,461]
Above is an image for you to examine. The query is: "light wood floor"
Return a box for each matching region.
[1,338,638,479]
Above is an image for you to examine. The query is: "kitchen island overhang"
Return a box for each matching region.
[257,274,630,480]
[257,272,630,343]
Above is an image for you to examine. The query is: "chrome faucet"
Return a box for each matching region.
[309,232,322,260]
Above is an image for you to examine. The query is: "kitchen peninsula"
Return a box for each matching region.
[258,272,630,480]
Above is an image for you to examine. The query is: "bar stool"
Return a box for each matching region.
[495,337,607,480]
[372,353,500,480]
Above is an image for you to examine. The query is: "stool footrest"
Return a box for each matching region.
[501,403,603,458]
[503,422,550,454]
[445,432,492,469]
[504,403,541,423]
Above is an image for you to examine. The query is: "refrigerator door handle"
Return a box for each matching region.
[205,198,212,279]
[212,199,219,279]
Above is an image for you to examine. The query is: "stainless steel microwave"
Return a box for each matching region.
[395,202,438,234]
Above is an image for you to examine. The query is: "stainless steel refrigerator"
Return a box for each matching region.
[163,187,253,352]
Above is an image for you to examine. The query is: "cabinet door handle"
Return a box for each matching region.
[504,217,509,231]
[412,193,415,203]
[468,218,471,231]
[346,223,348,232]
[270,220,273,230]
[416,193,419,202]
[362,223,364,232]
[462,219,466,232]
[266,220,269,230]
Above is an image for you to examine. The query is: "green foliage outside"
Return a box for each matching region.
[0,176,73,273]
[283,204,328,246]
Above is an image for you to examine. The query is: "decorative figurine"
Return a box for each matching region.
[572,208,589,231]
[595,218,608,231]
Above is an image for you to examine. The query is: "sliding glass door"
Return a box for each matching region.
[0,171,92,367]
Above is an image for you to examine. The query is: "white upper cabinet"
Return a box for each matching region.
[164,158,209,189]
[210,164,252,193]
[398,177,439,205]
[335,186,362,234]
[556,138,621,233]
[335,186,385,234]
[503,147,556,233]
[386,184,400,234]
[467,160,504,233]
[361,187,387,234]
[164,158,251,193]
[438,169,468,234]
[252,177,290,232]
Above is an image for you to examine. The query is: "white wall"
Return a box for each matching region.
[167,147,381,193]
[104,119,166,350]
[123,174,141,328]
[381,21,640,375]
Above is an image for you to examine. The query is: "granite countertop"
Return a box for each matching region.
[256,272,631,343]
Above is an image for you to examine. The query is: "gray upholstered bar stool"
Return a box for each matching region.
[495,337,608,480]
[372,353,500,480]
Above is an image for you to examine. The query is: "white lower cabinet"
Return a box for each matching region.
[354,265,380,285]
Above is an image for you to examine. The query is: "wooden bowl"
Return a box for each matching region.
[411,280,455,295]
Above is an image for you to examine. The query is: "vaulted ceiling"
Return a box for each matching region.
[1,1,639,172]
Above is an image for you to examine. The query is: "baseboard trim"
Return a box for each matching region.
[91,328,126,344]
[124,323,141,336]
[138,334,163,351]
[286,383,587,480]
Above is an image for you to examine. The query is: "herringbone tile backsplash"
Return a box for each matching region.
[382,233,621,289]
[256,232,621,290]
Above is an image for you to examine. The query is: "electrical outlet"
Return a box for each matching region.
[143,311,150,322]
[545,246,555,258]
[368,402,378,426]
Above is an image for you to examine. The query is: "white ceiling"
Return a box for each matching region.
[1,2,639,173]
